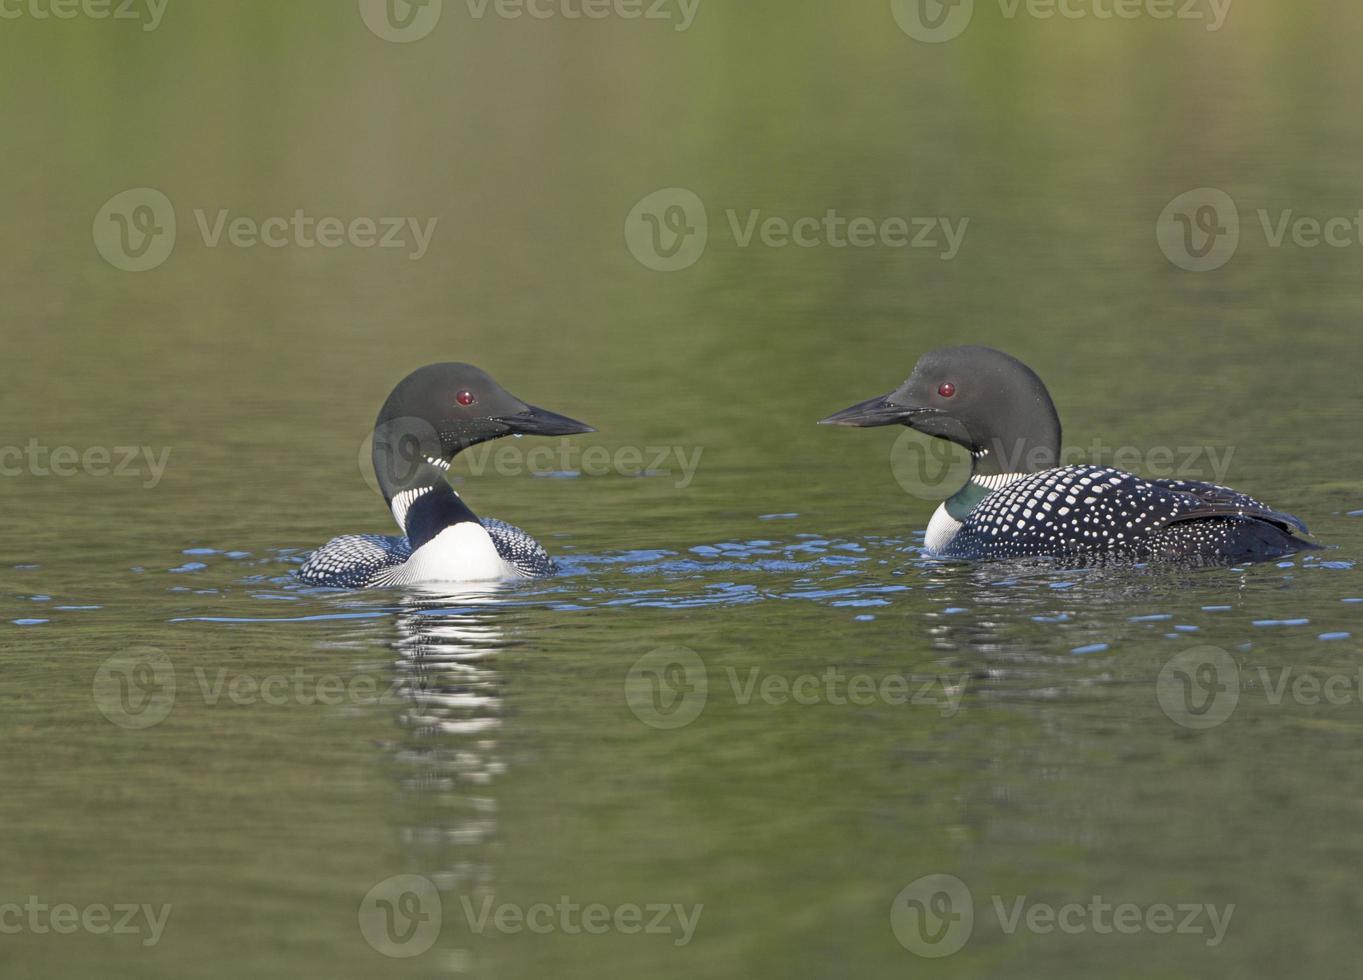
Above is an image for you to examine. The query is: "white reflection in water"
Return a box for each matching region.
[389,587,514,964]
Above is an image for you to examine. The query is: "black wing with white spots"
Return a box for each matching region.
[1150,478,1310,536]
[481,517,557,577]
[298,533,412,588]
[943,465,1315,563]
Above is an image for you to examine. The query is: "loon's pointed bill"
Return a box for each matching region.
[817,394,933,428]
[495,405,596,437]
[820,344,1320,565]
[299,362,593,589]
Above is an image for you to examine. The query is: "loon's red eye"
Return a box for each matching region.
[937,382,956,398]
[456,390,476,407]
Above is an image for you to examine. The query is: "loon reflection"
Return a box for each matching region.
[389,588,513,960]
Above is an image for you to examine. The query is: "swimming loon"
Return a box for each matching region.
[819,345,1319,564]
[299,363,594,588]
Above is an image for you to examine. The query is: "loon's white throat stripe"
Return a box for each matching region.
[389,458,458,531]
[971,472,1030,491]
[391,486,433,532]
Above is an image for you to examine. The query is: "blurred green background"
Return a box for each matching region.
[2,1,1362,978]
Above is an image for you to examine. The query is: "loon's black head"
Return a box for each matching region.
[818,345,1062,475]
[372,362,594,500]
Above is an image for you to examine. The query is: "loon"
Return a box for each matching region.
[819,345,1319,564]
[299,363,594,588]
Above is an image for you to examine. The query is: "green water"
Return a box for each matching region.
[3,1,1363,977]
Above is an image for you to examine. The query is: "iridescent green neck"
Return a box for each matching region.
[944,456,1032,521]
[945,479,992,521]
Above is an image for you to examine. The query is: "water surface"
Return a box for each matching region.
[2,2,1362,977]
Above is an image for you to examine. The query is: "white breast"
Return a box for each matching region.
[380,522,525,585]
[924,503,963,556]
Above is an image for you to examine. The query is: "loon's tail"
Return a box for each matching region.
[1156,516,1320,565]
